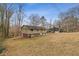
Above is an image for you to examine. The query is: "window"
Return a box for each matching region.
[30,29,33,31]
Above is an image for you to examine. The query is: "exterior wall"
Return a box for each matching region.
[21,26,47,35]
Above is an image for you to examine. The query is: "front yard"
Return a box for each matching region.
[1,32,79,56]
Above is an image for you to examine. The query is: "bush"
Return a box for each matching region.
[0,46,5,54]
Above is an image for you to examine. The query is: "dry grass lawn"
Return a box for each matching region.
[2,32,79,56]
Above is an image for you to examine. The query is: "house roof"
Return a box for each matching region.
[21,25,46,30]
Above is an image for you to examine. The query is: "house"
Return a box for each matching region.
[47,27,64,33]
[47,27,59,33]
[21,25,47,38]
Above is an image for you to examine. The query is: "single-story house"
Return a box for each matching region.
[21,25,47,38]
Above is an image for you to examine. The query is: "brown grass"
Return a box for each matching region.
[2,32,79,56]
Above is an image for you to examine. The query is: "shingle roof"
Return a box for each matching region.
[22,25,46,30]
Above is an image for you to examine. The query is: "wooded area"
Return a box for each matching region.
[54,6,79,32]
[0,3,79,55]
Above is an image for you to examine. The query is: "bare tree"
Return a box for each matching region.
[56,6,79,32]
[40,16,47,27]
[0,4,14,38]
[17,4,24,36]
[29,14,40,26]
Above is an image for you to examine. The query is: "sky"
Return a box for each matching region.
[22,3,79,25]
